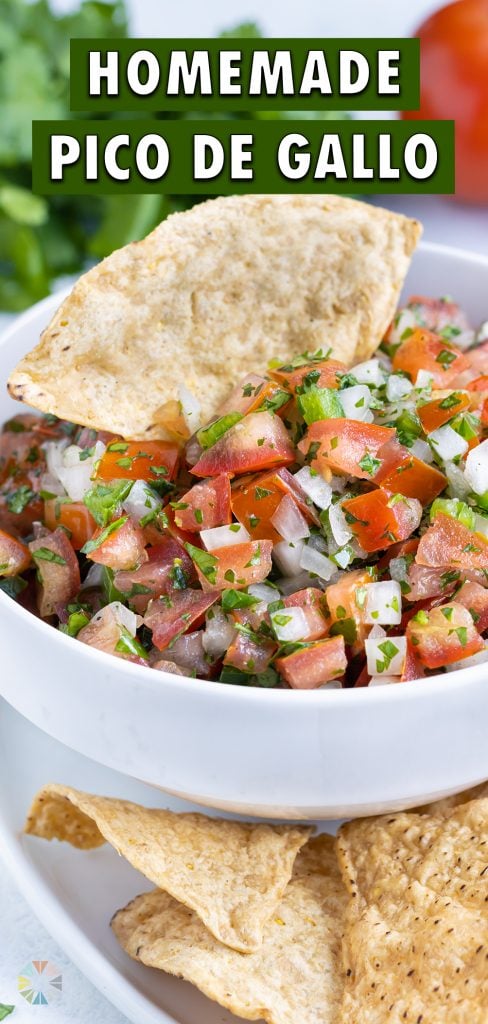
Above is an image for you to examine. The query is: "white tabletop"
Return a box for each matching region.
[2,2,488,1021]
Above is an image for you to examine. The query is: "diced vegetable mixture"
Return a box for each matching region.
[2,295,488,689]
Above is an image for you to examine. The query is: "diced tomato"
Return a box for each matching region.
[96,440,180,483]
[269,358,347,393]
[231,467,319,542]
[342,490,422,554]
[223,630,276,675]
[482,398,488,430]
[406,601,483,669]
[406,296,472,337]
[404,564,459,602]
[87,517,147,571]
[377,538,419,576]
[374,439,446,504]
[220,375,291,418]
[44,499,96,550]
[298,420,394,480]
[466,342,488,378]
[325,568,374,651]
[144,589,220,650]
[417,392,470,433]
[455,581,488,634]
[29,527,81,618]
[114,538,196,613]
[275,636,347,689]
[467,375,488,393]
[284,588,329,641]
[191,412,294,478]
[416,513,488,570]
[392,328,469,386]
[0,528,31,576]
[78,605,146,664]
[173,474,231,532]
[190,540,274,592]
[401,639,426,681]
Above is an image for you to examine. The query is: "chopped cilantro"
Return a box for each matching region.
[60,610,90,637]
[184,543,218,586]
[81,516,128,555]
[358,452,381,477]
[84,480,133,527]
[221,589,259,611]
[115,627,149,660]
[6,485,35,514]
[197,412,242,450]
[32,546,66,565]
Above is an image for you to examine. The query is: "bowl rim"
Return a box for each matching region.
[1,238,487,708]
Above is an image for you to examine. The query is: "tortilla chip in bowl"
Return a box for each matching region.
[8,194,420,438]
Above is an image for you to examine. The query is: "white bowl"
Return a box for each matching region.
[1,242,487,820]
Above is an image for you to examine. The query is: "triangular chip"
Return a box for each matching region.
[8,195,420,438]
[111,834,346,1024]
[336,799,488,1023]
[24,783,310,952]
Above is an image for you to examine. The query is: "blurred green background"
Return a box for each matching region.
[0,0,348,312]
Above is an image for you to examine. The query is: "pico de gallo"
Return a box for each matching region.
[2,294,488,690]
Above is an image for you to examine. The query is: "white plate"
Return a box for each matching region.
[0,698,337,1024]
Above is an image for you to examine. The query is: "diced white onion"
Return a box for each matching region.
[476,321,488,344]
[80,563,105,590]
[415,369,434,390]
[388,308,418,346]
[464,439,488,495]
[446,643,488,672]
[39,470,66,497]
[202,607,235,658]
[293,467,332,510]
[364,581,402,625]
[299,544,336,580]
[248,582,279,605]
[273,539,305,577]
[178,384,202,433]
[333,546,354,569]
[428,424,469,463]
[328,503,353,547]
[389,557,409,584]
[386,374,413,403]
[201,523,250,550]
[270,494,310,543]
[444,461,471,500]
[352,358,386,387]
[122,479,160,522]
[46,440,106,501]
[339,384,372,422]
[44,438,69,480]
[270,606,309,642]
[369,624,387,640]
[90,601,141,636]
[366,635,407,676]
[410,438,434,464]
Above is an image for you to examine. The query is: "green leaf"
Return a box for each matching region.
[88,194,168,258]
[197,412,243,450]
[84,480,133,527]
[0,184,48,226]
[6,485,35,514]
[32,546,66,565]
[0,1005,15,1020]
[221,589,259,611]
[184,542,218,585]
[81,515,128,555]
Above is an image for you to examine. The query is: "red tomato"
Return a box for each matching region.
[467,376,488,392]
[416,513,488,570]
[144,589,220,650]
[298,420,394,479]
[275,636,347,689]
[219,375,291,418]
[191,540,273,592]
[374,439,446,504]
[191,412,294,478]
[406,296,472,336]
[342,490,422,554]
[44,499,96,550]
[403,0,488,203]
[223,631,276,675]
[87,518,147,571]
[96,440,179,483]
[0,528,31,576]
[454,580,488,633]
[78,604,146,664]
[284,588,329,642]
[269,358,347,393]
[114,538,196,613]
[401,640,426,681]
[325,568,376,652]
[404,564,459,602]
[467,342,488,377]
[406,601,483,669]
[392,329,469,386]
[29,528,81,618]
[377,538,419,576]
[173,474,232,532]
[417,392,470,433]
[231,467,320,542]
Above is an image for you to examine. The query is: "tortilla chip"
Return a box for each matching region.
[336,799,488,1023]
[415,780,488,816]
[111,835,346,1024]
[8,195,421,438]
[24,783,310,952]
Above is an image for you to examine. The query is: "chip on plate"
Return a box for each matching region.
[415,779,488,816]
[111,834,347,1024]
[24,783,310,952]
[336,799,488,1023]
[8,195,421,438]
